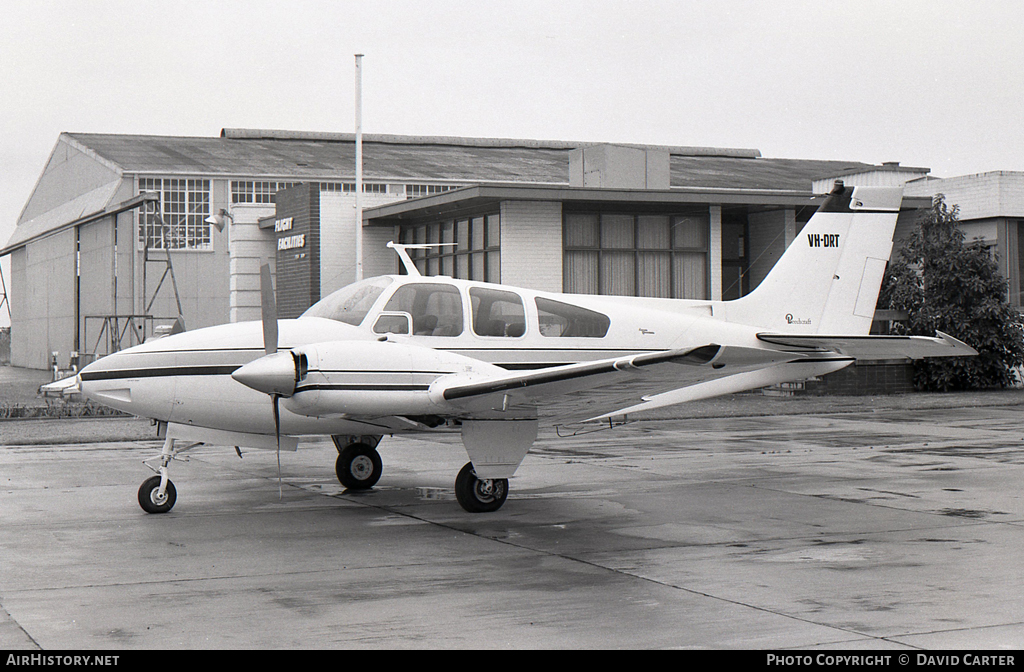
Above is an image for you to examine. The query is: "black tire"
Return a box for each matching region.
[138,475,176,514]
[336,443,383,490]
[454,462,508,513]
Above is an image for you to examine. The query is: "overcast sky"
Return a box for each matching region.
[2,0,1023,327]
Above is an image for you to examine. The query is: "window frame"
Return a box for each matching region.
[230,181,298,205]
[562,210,710,299]
[381,282,465,337]
[469,287,527,338]
[535,297,611,338]
[398,212,500,283]
[138,178,213,251]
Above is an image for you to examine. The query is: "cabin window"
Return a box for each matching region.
[470,288,526,338]
[302,277,393,325]
[383,283,464,336]
[535,298,610,338]
[372,312,412,336]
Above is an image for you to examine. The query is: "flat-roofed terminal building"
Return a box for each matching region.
[1,128,941,374]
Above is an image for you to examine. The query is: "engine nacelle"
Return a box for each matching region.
[281,340,500,418]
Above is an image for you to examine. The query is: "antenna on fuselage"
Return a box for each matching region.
[386,241,456,277]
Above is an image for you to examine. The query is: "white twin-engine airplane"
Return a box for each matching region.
[77,182,975,514]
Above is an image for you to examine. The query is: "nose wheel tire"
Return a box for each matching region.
[336,443,383,490]
[138,475,177,514]
[455,462,508,513]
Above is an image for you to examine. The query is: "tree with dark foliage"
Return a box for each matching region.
[879,195,1024,390]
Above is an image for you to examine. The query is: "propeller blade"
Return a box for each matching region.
[260,264,278,356]
[272,393,282,499]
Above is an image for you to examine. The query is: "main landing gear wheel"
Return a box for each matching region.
[455,462,508,513]
[336,443,383,490]
[138,475,177,514]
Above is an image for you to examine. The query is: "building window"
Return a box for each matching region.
[320,182,356,193]
[563,211,708,299]
[721,215,748,300]
[398,214,500,283]
[1017,220,1024,307]
[318,182,391,194]
[406,184,458,199]
[230,181,297,204]
[138,178,212,250]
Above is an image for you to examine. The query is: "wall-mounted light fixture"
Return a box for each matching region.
[205,208,234,231]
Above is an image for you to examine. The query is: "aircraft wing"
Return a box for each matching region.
[440,345,720,403]
[583,330,977,422]
[434,343,819,423]
[756,331,977,360]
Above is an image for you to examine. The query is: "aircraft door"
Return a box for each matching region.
[382,283,464,337]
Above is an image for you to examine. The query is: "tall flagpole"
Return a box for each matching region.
[354,54,364,281]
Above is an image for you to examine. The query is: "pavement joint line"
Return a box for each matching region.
[748,486,1024,527]
[878,621,1024,645]
[0,597,41,649]
[0,560,443,594]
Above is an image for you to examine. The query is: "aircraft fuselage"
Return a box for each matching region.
[78,274,759,439]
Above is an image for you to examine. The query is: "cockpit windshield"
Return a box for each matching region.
[302,277,394,325]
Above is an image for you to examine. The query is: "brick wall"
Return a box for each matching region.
[274,185,319,319]
[499,200,562,292]
[905,172,1024,220]
[803,360,915,396]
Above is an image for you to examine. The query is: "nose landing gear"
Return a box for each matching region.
[138,475,176,514]
[137,436,194,514]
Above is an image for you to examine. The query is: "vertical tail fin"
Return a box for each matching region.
[723,182,903,334]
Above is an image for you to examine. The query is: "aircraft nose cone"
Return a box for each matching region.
[232,352,298,397]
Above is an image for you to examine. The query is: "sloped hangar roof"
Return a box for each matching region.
[65,129,876,191]
[3,129,884,255]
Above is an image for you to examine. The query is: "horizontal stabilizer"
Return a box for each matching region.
[39,375,81,398]
[756,331,977,360]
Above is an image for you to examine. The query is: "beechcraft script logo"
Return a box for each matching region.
[807,233,840,248]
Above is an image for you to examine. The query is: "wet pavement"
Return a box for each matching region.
[1,397,1023,649]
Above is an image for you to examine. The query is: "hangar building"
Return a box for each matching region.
[2,128,940,374]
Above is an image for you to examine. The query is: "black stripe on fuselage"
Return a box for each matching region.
[79,346,648,383]
[79,365,241,381]
[310,369,454,375]
[294,384,431,393]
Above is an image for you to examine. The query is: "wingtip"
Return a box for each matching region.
[935,331,978,356]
